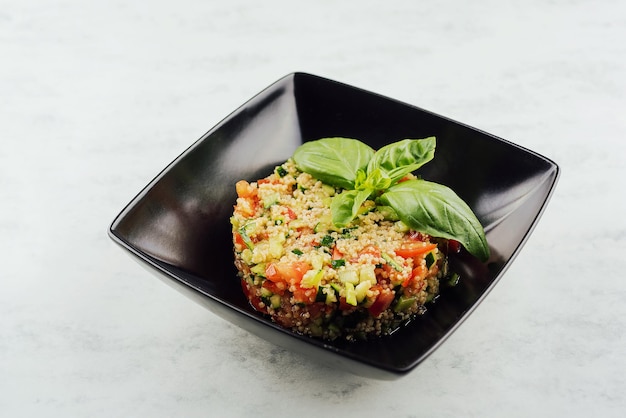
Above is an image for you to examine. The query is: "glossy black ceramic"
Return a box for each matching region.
[109,73,559,379]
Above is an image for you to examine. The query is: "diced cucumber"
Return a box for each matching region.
[260,287,272,298]
[358,264,376,284]
[394,295,417,312]
[425,252,436,269]
[268,234,286,259]
[301,269,323,289]
[382,252,403,272]
[269,294,282,309]
[355,281,372,303]
[324,286,338,304]
[339,269,359,285]
[394,220,409,233]
[262,192,280,208]
[446,272,460,287]
[288,219,306,229]
[241,249,253,264]
[345,282,357,306]
[238,221,256,250]
[313,213,332,233]
[250,263,267,278]
[310,252,324,270]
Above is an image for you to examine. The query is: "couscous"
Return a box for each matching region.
[231,137,488,340]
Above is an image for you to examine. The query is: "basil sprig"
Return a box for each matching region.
[292,137,490,261]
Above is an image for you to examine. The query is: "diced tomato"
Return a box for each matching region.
[448,239,461,254]
[332,246,343,260]
[356,244,381,259]
[301,227,315,236]
[305,302,325,319]
[338,297,354,311]
[396,242,438,258]
[398,175,412,183]
[293,285,317,304]
[235,180,257,199]
[285,207,297,220]
[265,261,310,284]
[241,278,265,312]
[408,231,425,241]
[262,279,286,295]
[233,232,246,247]
[265,263,281,282]
[368,286,395,318]
[412,265,427,280]
[406,265,427,287]
[259,177,282,185]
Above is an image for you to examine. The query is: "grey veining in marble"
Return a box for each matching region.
[2,0,626,416]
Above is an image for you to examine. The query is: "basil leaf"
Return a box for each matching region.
[359,168,392,191]
[367,137,436,183]
[330,189,373,227]
[379,179,490,261]
[293,137,375,189]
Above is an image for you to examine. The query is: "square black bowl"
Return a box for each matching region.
[109,72,559,380]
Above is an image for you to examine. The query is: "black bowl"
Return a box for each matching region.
[109,72,559,379]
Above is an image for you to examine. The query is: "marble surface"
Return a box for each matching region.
[2,0,625,416]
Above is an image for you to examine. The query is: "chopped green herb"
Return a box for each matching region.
[331,259,346,269]
[276,166,288,177]
[320,235,334,247]
[291,249,303,256]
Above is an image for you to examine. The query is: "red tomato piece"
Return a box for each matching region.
[356,244,381,259]
[235,180,257,198]
[265,261,310,284]
[448,239,461,254]
[332,246,343,260]
[233,232,246,247]
[408,231,425,241]
[338,297,354,311]
[368,286,395,317]
[293,285,317,304]
[262,279,286,295]
[406,265,427,288]
[396,242,438,258]
[241,278,265,312]
[285,207,297,220]
[265,263,281,282]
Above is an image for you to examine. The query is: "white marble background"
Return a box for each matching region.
[2,0,625,416]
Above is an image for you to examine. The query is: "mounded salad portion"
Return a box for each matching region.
[231,137,489,340]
